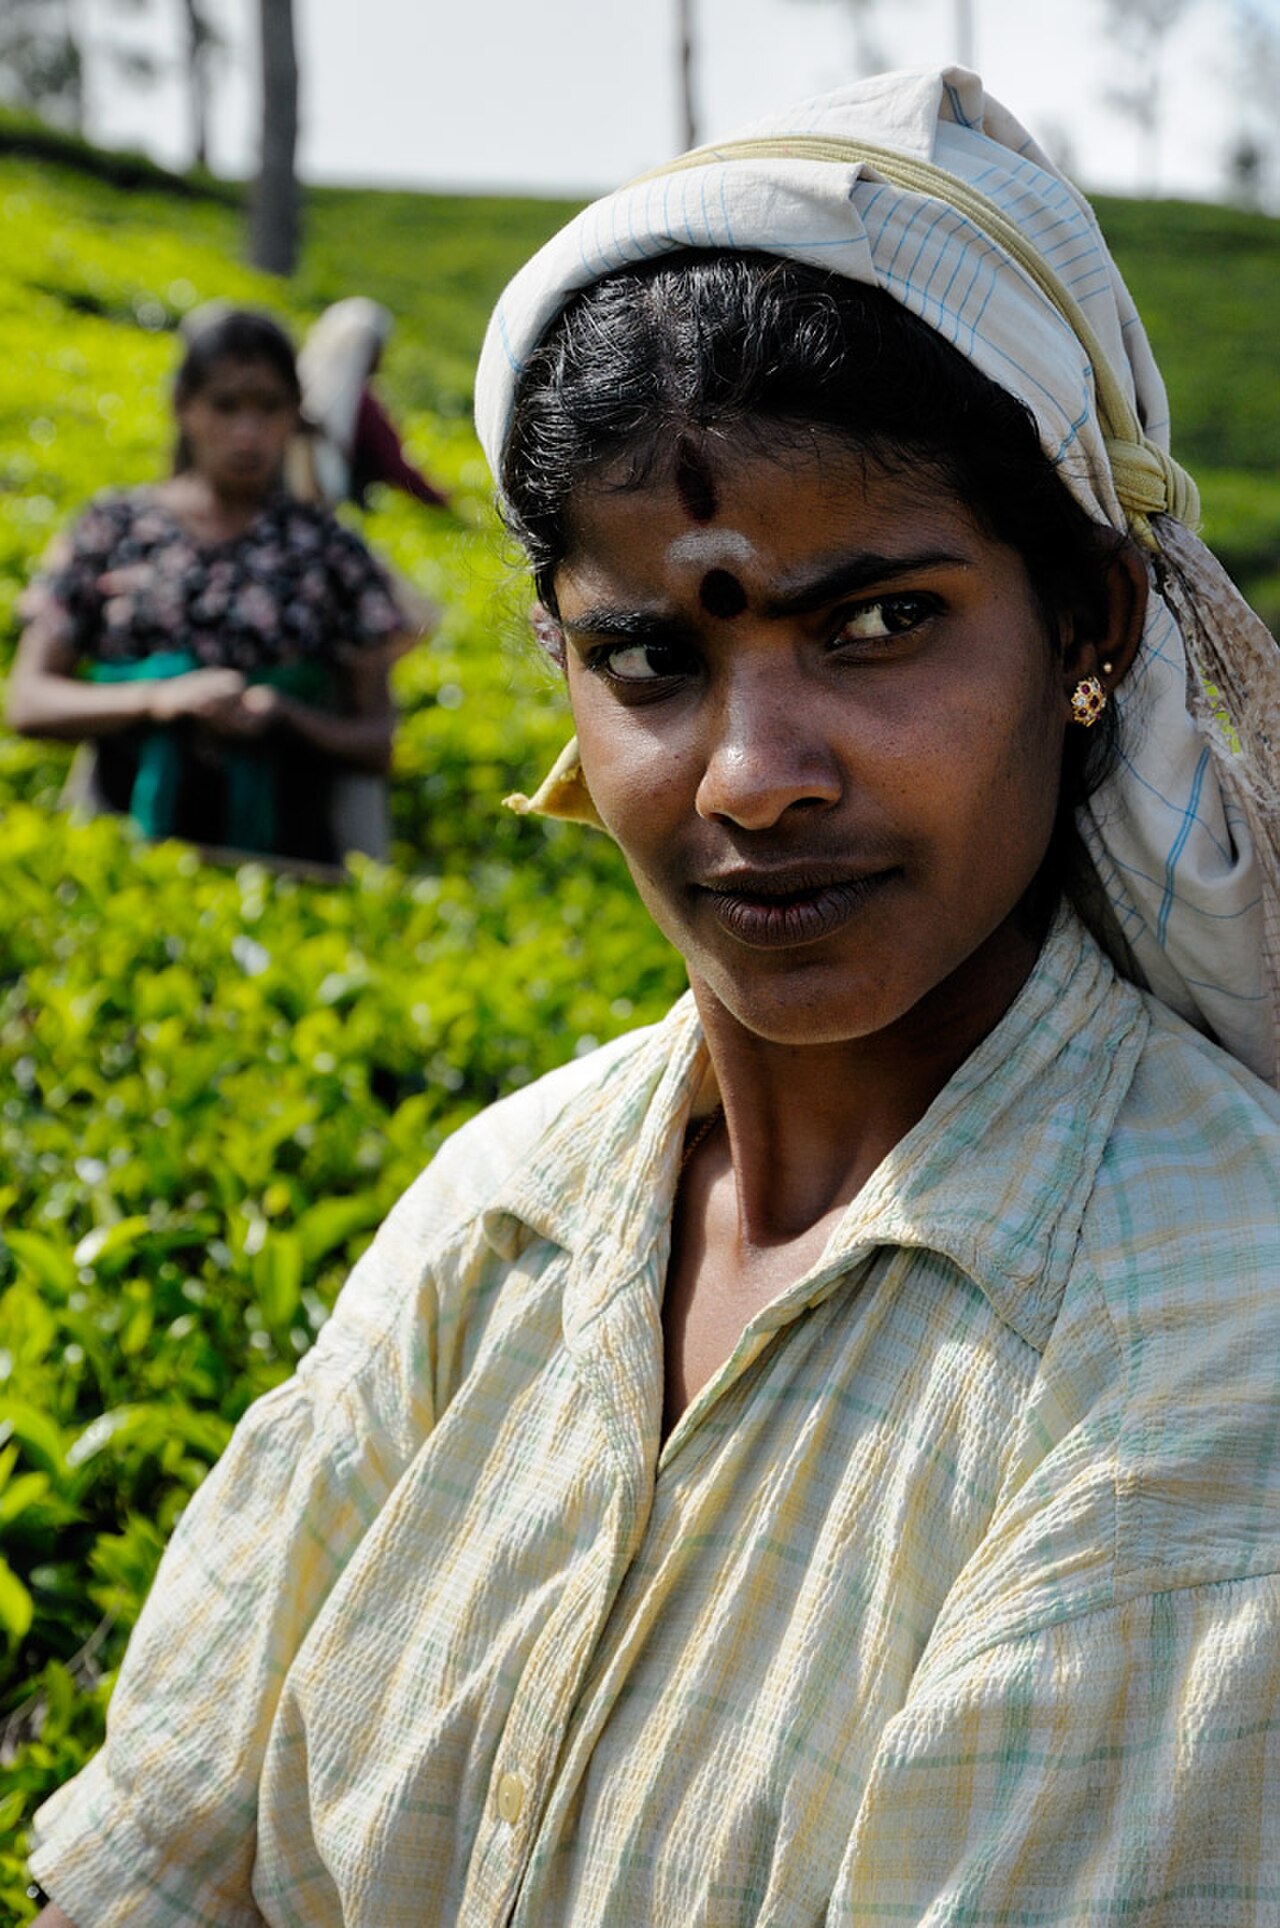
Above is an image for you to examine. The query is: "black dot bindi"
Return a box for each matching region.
[699,569,747,619]
[675,439,718,523]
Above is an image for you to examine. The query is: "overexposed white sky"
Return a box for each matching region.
[83,0,1274,203]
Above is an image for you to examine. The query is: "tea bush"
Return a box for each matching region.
[0,144,670,1910]
[0,803,682,1913]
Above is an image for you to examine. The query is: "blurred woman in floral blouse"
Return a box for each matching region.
[7,308,419,865]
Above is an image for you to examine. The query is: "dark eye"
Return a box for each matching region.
[591,642,691,685]
[833,594,939,646]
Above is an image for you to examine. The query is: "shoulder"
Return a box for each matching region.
[60,487,142,551]
[21,493,139,623]
[82,484,150,522]
[1088,994,1280,1288]
[1083,999,1280,1591]
[918,991,1280,1676]
[398,1023,663,1236]
[276,494,373,558]
[301,1019,670,1384]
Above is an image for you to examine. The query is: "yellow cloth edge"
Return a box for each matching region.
[503,733,604,828]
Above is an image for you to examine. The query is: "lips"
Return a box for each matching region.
[695,864,898,949]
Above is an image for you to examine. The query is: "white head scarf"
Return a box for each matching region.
[297,297,395,503]
[475,67,1280,1085]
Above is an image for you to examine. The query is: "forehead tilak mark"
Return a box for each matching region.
[667,527,757,570]
[675,439,718,523]
[699,569,747,619]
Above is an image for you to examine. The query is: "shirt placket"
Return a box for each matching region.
[658,1238,881,1469]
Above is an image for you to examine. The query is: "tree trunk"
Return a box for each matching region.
[676,0,696,151]
[846,0,888,77]
[0,0,86,130]
[954,0,975,68]
[62,0,86,132]
[249,0,299,276]
[180,0,211,169]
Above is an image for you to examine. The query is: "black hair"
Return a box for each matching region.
[171,309,300,474]
[500,251,1124,907]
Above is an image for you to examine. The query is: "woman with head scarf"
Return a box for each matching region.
[295,296,451,512]
[27,69,1280,1928]
[292,295,449,661]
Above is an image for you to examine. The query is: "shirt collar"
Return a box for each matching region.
[486,909,1150,1354]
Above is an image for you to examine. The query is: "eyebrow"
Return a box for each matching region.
[561,606,694,643]
[762,548,969,617]
[560,549,968,639]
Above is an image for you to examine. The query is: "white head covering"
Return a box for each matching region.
[475,67,1280,1085]
[297,297,394,503]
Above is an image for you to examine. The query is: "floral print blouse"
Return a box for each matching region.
[23,488,403,673]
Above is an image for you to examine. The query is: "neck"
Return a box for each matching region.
[688,917,1044,1246]
[165,470,274,531]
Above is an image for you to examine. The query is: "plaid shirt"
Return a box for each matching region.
[32,911,1280,1926]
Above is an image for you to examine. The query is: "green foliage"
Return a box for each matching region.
[1093,196,1280,478]
[0,135,1276,1914]
[0,103,239,203]
[0,806,682,1907]
[1088,196,1280,619]
[0,147,658,1908]
[1194,467,1280,634]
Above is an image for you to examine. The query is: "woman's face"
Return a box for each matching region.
[553,434,1086,1052]
[177,357,299,500]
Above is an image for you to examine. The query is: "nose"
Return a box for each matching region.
[694,663,843,830]
[231,407,270,451]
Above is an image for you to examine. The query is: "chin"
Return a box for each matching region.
[222,465,272,493]
[689,954,918,1050]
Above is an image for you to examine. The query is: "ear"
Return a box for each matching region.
[1059,534,1148,699]
[529,601,567,672]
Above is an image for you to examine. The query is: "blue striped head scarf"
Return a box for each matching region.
[475,67,1280,1085]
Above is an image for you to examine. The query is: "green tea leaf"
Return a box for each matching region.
[253,1235,304,1331]
[0,1402,69,1479]
[2,1229,76,1296]
[0,1553,33,1641]
[72,1216,153,1273]
[294,1194,382,1266]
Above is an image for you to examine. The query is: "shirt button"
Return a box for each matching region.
[497,1771,526,1824]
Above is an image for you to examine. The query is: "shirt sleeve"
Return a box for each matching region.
[18,496,124,658]
[26,1177,450,1928]
[23,1040,674,1926]
[837,1573,1280,1925]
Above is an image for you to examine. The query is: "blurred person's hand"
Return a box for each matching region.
[212,682,285,738]
[148,667,247,726]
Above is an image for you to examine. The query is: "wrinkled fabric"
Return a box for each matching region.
[30,912,1280,1927]
[475,65,1280,1084]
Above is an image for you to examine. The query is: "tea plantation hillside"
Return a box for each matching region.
[1091,192,1280,618]
[0,122,1277,1912]
[0,131,690,1912]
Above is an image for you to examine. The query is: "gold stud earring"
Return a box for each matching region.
[1070,675,1108,728]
